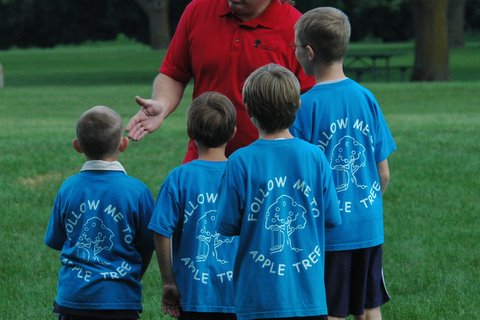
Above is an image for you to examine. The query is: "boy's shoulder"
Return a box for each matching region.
[304,78,368,94]
[301,78,378,108]
[61,170,149,193]
[230,138,321,158]
[165,160,227,180]
[174,159,227,172]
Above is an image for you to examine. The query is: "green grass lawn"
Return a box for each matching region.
[1,40,479,319]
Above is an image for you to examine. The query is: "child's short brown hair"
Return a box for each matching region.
[242,63,300,133]
[295,7,351,64]
[76,106,123,159]
[187,91,236,148]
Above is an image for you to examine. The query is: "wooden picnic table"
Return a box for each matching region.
[344,51,409,81]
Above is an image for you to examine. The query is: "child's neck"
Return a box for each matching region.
[197,147,227,162]
[87,155,119,162]
[259,129,293,140]
[314,62,346,83]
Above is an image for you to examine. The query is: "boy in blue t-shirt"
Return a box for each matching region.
[45,106,155,320]
[216,64,342,320]
[148,92,238,320]
[290,7,397,320]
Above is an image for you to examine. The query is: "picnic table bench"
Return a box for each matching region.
[344,51,411,82]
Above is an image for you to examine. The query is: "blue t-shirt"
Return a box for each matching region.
[148,160,237,313]
[44,161,154,310]
[291,78,396,251]
[216,139,341,319]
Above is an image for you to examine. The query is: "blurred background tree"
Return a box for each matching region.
[0,0,478,50]
[411,0,450,81]
[448,0,466,48]
[0,0,478,81]
[133,0,169,49]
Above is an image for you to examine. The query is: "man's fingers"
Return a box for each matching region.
[135,95,148,108]
[125,116,137,132]
[127,122,148,141]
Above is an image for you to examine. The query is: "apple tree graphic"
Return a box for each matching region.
[196,210,234,264]
[265,195,307,254]
[329,136,367,192]
[75,217,114,266]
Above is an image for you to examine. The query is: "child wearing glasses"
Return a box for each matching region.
[291,7,396,320]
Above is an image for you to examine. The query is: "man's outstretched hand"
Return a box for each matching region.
[126,96,168,141]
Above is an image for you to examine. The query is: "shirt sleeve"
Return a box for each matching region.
[148,174,181,238]
[44,192,67,250]
[373,102,397,163]
[319,152,342,228]
[216,161,244,236]
[159,1,194,84]
[135,187,155,252]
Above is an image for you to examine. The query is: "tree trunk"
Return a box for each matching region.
[448,0,465,48]
[133,0,170,49]
[411,0,450,81]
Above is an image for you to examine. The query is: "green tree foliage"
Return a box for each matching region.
[294,0,414,41]
[0,0,479,49]
[465,0,480,35]
[0,0,149,49]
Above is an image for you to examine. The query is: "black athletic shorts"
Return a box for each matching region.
[324,245,391,317]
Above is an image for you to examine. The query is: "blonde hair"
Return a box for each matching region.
[295,7,351,63]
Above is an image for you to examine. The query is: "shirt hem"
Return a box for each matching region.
[181,305,236,313]
[56,299,142,310]
[325,238,383,251]
[236,308,327,319]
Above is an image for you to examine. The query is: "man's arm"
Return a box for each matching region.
[127,73,186,141]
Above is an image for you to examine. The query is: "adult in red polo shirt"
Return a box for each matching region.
[127,0,314,162]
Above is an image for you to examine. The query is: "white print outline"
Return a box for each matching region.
[196,210,234,264]
[265,195,307,254]
[329,136,367,192]
[75,217,114,266]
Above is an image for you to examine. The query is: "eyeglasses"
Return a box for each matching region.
[289,43,307,50]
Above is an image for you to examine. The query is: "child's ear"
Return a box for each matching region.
[229,126,238,141]
[306,45,316,61]
[72,138,83,154]
[119,136,129,153]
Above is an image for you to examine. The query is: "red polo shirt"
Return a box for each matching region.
[160,0,315,162]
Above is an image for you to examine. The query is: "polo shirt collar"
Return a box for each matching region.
[219,0,282,28]
[80,160,126,173]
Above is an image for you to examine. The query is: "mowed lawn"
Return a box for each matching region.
[0,40,479,319]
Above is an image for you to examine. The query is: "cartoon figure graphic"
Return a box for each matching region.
[196,210,234,264]
[76,217,114,265]
[265,195,307,254]
[329,136,367,192]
